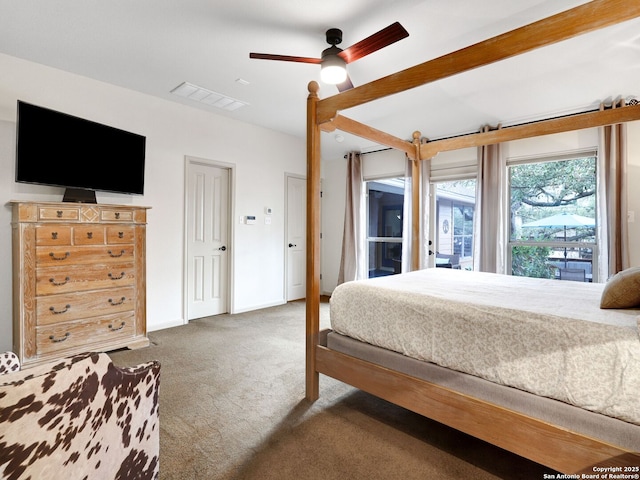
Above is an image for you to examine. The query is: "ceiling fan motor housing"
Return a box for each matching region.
[321,45,343,60]
[325,28,343,45]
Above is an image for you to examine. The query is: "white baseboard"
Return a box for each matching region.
[232,299,286,314]
[147,318,186,332]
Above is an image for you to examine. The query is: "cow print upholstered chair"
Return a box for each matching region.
[0,352,160,480]
[0,351,20,375]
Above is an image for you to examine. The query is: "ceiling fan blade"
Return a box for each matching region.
[336,75,354,93]
[340,22,409,64]
[249,53,321,64]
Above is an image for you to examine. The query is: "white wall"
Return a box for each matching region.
[0,53,305,352]
[320,124,640,294]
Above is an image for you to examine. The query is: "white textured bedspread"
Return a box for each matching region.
[330,269,640,424]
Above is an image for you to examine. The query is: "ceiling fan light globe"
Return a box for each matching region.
[320,45,347,85]
[321,64,347,84]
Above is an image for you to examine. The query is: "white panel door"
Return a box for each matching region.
[286,175,306,301]
[187,162,229,319]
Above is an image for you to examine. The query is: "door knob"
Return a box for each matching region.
[288,243,297,248]
[219,246,227,251]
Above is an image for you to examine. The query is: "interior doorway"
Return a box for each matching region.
[185,157,232,320]
[285,174,306,301]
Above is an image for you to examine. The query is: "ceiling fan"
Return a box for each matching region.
[249,22,409,92]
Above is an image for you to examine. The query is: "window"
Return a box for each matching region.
[366,178,404,277]
[434,180,476,270]
[508,155,597,281]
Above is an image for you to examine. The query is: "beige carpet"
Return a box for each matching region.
[110,300,558,480]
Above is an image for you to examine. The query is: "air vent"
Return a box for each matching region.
[170,82,248,111]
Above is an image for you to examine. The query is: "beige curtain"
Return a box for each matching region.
[401,157,413,272]
[337,152,365,284]
[598,100,630,279]
[473,125,506,273]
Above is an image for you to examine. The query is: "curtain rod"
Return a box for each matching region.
[343,147,392,159]
[340,97,637,159]
[421,99,635,145]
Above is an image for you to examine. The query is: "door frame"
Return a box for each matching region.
[284,173,307,301]
[183,156,236,323]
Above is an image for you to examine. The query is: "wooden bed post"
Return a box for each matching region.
[306,81,321,401]
[411,131,421,271]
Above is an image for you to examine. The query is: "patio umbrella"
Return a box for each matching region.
[522,212,595,267]
[521,212,595,228]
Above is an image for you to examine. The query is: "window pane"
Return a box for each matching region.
[512,246,593,281]
[435,180,476,270]
[367,179,404,238]
[368,241,402,278]
[510,157,596,242]
[509,156,596,281]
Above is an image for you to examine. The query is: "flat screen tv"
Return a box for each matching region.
[16,100,146,203]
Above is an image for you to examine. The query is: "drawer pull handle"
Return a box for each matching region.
[115,212,121,219]
[108,297,126,306]
[118,232,124,239]
[49,252,70,261]
[87,232,93,239]
[51,232,58,240]
[49,332,70,343]
[49,304,71,315]
[56,210,63,218]
[108,249,125,258]
[49,276,70,286]
[108,321,126,331]
[108,272,126,280]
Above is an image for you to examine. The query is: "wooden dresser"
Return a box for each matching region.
[11,201,150,368]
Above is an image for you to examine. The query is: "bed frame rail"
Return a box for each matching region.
[315,344,639,474]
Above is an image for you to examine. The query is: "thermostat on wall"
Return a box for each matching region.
[245,215,256,225]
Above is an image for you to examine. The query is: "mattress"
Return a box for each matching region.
[329,269,640,425]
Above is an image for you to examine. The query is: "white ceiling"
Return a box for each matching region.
[0,0,638,159]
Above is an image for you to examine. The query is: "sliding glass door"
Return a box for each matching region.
[366,178,404,277]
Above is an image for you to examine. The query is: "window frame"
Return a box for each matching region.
[506,150,598,281]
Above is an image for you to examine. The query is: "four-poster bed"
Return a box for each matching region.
[305,0,640,474]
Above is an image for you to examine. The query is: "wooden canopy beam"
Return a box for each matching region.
[316,0,640,125]
[420,103,640,158]
[321,114,416,159]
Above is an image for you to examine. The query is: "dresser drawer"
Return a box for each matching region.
[107,226,135,244]
[101,209,134,223]
[36,312,135,356]
[36,245,135,266]
[36,226,72,246]
[36,262,135,295]
[73,226,106,245]
[36,286,135,325]
[38,206,80,221]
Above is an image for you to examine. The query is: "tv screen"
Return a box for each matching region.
[16,101,146,200]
